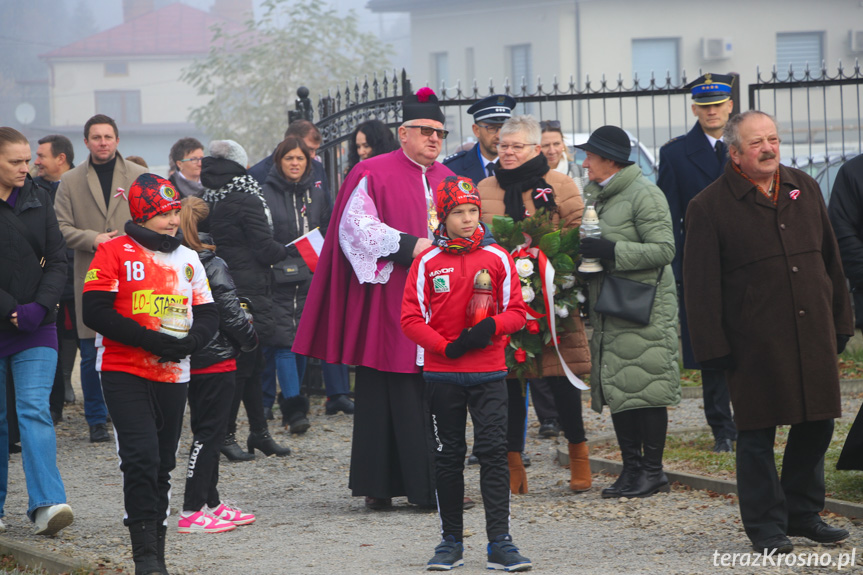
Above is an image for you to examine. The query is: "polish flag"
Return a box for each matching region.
[288,228,324,273]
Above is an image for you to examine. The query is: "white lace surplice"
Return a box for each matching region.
[338,176,402,284]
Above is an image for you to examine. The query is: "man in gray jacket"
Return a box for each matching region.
[54,114,146,443]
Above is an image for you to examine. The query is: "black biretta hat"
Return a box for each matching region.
[403,87,445,124]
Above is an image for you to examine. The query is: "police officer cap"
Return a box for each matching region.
[687,73,734,105]
[467,94,516,124]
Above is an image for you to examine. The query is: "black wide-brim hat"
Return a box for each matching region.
[574,125,634,166]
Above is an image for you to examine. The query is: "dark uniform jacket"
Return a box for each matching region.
[443,144,494,186]
[657,121,727,369]
[683,163,853,431]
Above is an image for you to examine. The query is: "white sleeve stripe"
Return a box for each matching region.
[482,245,513,311]
[415,248,442,320]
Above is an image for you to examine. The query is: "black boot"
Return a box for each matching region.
[280,395,311,434]
[220,432,254,462]
[128,521,161,575]
[155,523,169,575]
[621,407,670,498]
[602,410,642,499]
[247,429,292,456]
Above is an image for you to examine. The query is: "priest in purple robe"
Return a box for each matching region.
[293,88,455,509]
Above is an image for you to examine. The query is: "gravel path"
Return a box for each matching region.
[2,388,862,574]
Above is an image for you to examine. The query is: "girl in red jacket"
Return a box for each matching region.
[401,176,531,572]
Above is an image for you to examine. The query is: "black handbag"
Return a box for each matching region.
[271,255,311,284]
[594,267,664,325]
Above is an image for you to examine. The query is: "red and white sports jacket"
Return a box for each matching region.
[401,243,526,373]
[83,236,213,383]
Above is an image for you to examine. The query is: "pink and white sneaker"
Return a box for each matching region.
[177,508,237,533]
[209,502,256,526]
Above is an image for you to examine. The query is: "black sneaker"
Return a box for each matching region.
[427,535,464,571]
[89,423,110,443]
[487,534,531,572]
[538,418,561,438]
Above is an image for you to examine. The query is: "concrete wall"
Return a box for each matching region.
[49,57,207,126]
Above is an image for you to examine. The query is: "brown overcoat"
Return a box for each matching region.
[683,163,853,431]
[54,152,147,338]
[478,169,591,377]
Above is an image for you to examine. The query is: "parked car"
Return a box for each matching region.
[782,151,859,203]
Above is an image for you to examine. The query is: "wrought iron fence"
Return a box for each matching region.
[750,60,863,200]
[305,63,862,200]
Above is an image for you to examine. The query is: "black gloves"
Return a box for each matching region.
[139,330,185,358]
[579,237,616,261]
[139,330,201,363]
[837,334,850,355]
[700,355,734,371]
[445,329,471,359]
[444,318,498,359]
[465,318,496,349]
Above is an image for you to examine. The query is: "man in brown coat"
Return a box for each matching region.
[683,110,854,554]
[54,114,147,443]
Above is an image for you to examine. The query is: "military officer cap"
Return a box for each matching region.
[687,73,734,105]
[467,94,516,124]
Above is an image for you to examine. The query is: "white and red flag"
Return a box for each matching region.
[288,228,325,273]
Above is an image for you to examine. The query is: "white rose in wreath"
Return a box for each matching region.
[576,290,586,303]
[522,285,535,304]
[561,275,576,289]
[515,258,534,278]
[555,304,569,318]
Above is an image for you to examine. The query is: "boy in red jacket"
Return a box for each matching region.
[401,176,530,572]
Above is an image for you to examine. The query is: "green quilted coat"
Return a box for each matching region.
[582,164,681,414]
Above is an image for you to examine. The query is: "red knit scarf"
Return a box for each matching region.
[732,161,780,205]
[433,223,485,255]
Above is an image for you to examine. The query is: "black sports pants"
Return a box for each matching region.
[183,371,234,512]
[431,378,509,542]
[101,371,187,526]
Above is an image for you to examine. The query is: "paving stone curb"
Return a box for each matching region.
[0,537,89,574]
[556,427,863,520]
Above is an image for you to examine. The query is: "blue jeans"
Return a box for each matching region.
[0,347,67,520]
[321,362,350,397]
[79,338,108,426]
[261,346,307,408]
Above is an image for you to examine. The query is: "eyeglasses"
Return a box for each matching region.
[405,125,449,139]
[540,120,561,130]
[498,143,535,153]
[476,123,502,134]
[178,157,203,164]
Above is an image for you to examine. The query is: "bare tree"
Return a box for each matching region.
[182,0,393,161]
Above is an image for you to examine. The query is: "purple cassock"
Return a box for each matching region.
[293,148,454,373]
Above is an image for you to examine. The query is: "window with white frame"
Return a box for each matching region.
[776,32,824,77]
[632,38,680,86]
[95,90,141,124]
[431,52,449,91]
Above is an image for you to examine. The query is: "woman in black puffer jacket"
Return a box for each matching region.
[201,140,290,460]
[261,136,331,433]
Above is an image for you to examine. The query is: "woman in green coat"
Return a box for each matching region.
[576,126,681,499]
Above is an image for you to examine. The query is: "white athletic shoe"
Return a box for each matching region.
[34,504,74,536]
